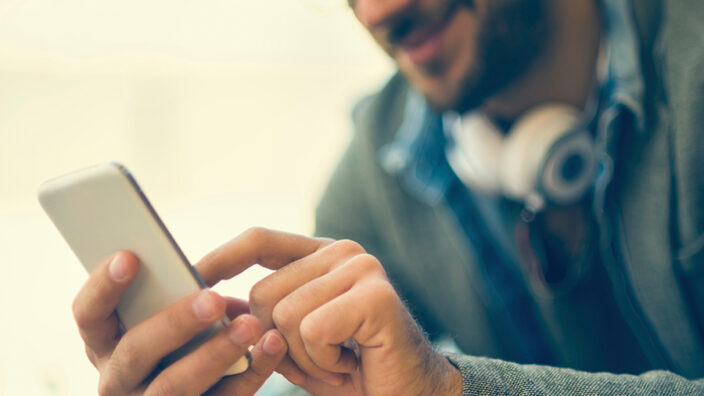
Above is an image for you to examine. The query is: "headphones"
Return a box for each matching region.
[444,104,597,213]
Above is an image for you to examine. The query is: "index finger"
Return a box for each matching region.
[195,227,331,287]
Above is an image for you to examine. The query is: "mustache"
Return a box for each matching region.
[387,0,475,45]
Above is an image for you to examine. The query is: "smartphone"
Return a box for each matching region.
[38,162,248,375]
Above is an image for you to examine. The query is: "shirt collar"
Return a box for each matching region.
[378,89,452,204]
[601,0,646,132]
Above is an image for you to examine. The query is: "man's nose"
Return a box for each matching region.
[352,0,415,29]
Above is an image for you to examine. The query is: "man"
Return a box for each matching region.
[73,0,704,394]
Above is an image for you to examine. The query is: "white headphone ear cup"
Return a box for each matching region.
[540,132,596,204]
[500,104,581,201]
[447,112,504,194]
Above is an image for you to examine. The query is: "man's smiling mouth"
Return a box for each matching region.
[396,1,464,65]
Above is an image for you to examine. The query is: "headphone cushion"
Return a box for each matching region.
[448,112,505,194]
[540,132,596,204]
[500,104,582,201]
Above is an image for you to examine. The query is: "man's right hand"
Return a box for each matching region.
[72,250,288,395]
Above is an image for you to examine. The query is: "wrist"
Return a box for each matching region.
[412,349,463,396]
[438,354,463,396]
[398,311,463,395]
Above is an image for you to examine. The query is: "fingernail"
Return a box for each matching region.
[193,290,218,321]
[262,333,283,355]
[229,318,254,345]
[109,253,130,283]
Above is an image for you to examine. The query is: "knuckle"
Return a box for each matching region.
[299,315,324,346]
[72,298,89,326]
[330,239,366,256]
[350,253,385,275]
[242,226,271,247]
[97,371,121,396]
[248,280,272,316]
[74,277,112,326]
[271,301,296,333]
[368,279,399,304]
[112,338,140,372]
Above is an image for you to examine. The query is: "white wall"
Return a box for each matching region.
[0,1,393,394]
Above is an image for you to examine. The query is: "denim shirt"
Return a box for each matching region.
[377,0,646,365]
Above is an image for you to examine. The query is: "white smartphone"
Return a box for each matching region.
[38,162,248,375]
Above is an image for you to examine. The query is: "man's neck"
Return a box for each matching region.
[482,0,603,122]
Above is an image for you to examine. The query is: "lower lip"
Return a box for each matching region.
[401,20,451,65]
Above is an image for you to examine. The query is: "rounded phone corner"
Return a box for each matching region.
[223,354,250,376]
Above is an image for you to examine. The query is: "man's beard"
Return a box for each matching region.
[453,0,553,114]
[387,0,553,114]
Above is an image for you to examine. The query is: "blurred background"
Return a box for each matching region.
[0,0,393,394]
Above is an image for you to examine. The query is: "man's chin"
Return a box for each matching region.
[417,88,463,113]
[399,68,460,112]
[413,82,485,114]
[404,63,496,114]
[421,92,452,112]
[397,52,482,114]
[409,74,470,113]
